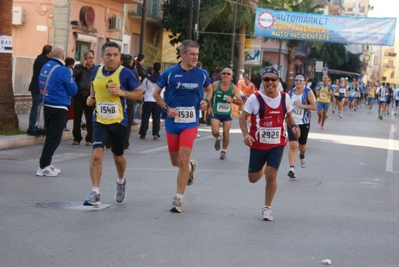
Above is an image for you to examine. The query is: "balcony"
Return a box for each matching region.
[126,2,162,26]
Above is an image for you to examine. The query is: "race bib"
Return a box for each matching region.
[174,106,196,123]
[98,102,119,119]
[320,92,328,99]
[216,102,231,112]
[259,127,281,144]
[292,107,303,119]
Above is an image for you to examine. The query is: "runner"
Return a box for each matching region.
[209,67,243,160]
[336,77,348,118]
[315,74,333,129]
[287,73,316,179]
[366,82,376,113]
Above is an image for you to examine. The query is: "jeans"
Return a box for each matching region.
[72,94,94,143]
[39,106,67,169]
[139,102,161,137]
[28,92,40,132]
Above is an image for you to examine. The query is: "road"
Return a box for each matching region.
[1,104,398,267]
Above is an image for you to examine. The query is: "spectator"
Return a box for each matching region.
[27,44,52,136]
[35,46,78,176]
[139,62,162,140]
[72,51,95,146]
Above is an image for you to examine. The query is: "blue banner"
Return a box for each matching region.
[254,8,396,46]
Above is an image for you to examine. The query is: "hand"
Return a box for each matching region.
[107,84,122,96]
[291,126,301,139]
[243,133,254,147]
[166,107,178,118]
[86,96,95,106]
[200,100,208,111]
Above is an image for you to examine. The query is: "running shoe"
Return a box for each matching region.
[332,109,335,113]
[220,151,226,160]
[49,165,61,174]
[36,166,58,177]
[287,167,296,179]
[214,136,221,151]
[300,158,307,168]
[83,191,101,206]
[170,196,182,213]
[115,180,126,203]
[261,206,273,221]
[187,160,197,186]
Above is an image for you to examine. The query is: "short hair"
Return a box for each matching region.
[42,45,52,55]
[101,42,121,54]
[153,62,161,72]
[65,57,75,68]
[179,40,199,53]
[84,50,94,59]
[137,54,145,61]
[122,54,133,67]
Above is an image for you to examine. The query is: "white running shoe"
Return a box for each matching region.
[287,167,296,179]
[261,206,273,221]
[49,165,61,174]
[36,166,58,177]
[300,158,307,168]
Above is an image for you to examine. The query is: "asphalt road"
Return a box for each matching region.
[1,104,398,267]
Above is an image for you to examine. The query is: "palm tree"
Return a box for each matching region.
[0,0,18,132]
[200,0,256,77]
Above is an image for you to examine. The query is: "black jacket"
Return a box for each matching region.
[28,53,50,94]
[73,64,94,96]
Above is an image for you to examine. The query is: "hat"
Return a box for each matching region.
[261,67,279,76]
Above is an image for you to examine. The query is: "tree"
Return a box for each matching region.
[0,0,18,132]
[200,0,256,77]
[161,0,232,74]
[264,0,325,90]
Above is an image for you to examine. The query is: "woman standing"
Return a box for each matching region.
[287,73,317,179]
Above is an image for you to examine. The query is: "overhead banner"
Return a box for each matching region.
[254,8,396,46]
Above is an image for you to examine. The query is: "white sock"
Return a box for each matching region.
[264,205,271,209]
[176,193,183,199]
[216,135,221,140]
[117,178,125,185]
[92,187,100,194]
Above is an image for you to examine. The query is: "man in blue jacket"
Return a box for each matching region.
[36,46,78,177]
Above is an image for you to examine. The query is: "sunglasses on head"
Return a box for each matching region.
[262,77,279,82]
[222,72,231,75]
[294,78,305,82]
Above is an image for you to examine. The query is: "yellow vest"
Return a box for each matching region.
[93,65,124,124]
[317,84,330,103]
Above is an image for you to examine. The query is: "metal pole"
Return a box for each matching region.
[194,0,200,42]
[139,0,147,54]
[188,0,194,40]
[277,39,282,73]
[229,0,237,71]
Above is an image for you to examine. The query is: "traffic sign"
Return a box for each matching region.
[322,67,328,75]
[316,61,323,72]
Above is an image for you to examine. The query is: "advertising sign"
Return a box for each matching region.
[244,39,262,66]
[254,8,396,46]
[0,36,12,53]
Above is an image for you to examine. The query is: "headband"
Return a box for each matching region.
[261,67,279,76]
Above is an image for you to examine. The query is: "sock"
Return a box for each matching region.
[92,187,100,194]
[299,154,305,159]
[176,193,183,200]
[290,166,295,168]
[263,205,271,209]
[222,149,226,152]
[117,178,125,185]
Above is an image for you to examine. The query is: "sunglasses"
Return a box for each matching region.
[222,72,232,75]
[294,78,305,82]
[262,77,279,82]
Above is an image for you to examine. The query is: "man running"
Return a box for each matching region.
[315,74,333,129]
[209,68,243,160]
[83,42,142,206]
[153,40,212,213]
[239,67,300,221]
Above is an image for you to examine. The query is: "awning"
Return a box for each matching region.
[107,38,123,48]
[328,69,359,77]
[75,33,97,43]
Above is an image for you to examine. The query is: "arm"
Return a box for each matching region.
[153,85,178,118]
[231,84,244,106]
[239,109,255,147]
[295,90,316,111]
[107,84,143,101]
[285,112,301,138]
[201,84,213,111]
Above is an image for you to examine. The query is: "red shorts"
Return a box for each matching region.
[166,127,198,153]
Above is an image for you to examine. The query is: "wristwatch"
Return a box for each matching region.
[161,104,168,112]
[292,124,299,128]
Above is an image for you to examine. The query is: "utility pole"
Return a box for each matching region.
[188,0,194,40]
[194,0,200,42]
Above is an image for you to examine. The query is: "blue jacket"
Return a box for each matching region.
[39,58,77,107]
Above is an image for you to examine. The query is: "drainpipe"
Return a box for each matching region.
[139,0,147,55]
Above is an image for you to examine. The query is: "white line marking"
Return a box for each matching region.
[386,124,395,172]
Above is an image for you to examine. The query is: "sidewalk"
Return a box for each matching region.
[0,113,142,151]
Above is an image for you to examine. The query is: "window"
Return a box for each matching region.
[75,42,91,63]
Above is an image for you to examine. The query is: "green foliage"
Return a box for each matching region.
[337,51,361,73]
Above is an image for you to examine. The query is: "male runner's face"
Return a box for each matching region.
[102,47,120,71]
[181,47,199,69]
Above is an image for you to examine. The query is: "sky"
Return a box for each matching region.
[368,0,399,37]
